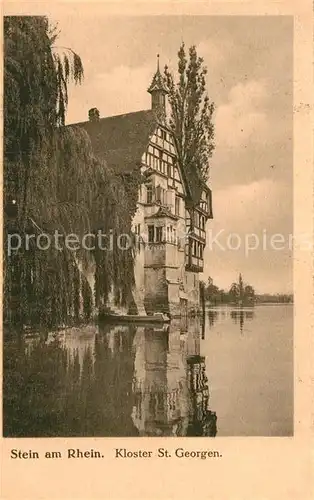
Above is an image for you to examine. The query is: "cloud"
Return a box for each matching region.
[212,179,292,232]
[215,80,269,148]
[196,39,229,69]
[202,179,292,293]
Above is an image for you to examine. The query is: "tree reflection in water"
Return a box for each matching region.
[207,307,255,334]
[3,318,217,437]
[230,310,255,334]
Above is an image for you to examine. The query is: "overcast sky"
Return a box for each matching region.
[54,14,293,294]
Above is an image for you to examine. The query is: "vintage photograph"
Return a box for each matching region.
[3,14,293,438]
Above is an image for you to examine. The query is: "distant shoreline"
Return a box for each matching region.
[206,302,293,307]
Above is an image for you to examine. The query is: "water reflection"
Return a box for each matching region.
[207,307,255,334]
[3,318,217,437]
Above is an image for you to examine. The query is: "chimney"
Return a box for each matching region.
[88,108,100,122]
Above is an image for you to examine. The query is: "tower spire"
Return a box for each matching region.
[147,54,169,120]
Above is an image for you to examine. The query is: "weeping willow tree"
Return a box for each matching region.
[4,16,140,328]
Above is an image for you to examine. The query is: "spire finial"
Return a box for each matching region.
[157,53,160,71]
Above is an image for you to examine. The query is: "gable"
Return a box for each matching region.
[141,125,187,197]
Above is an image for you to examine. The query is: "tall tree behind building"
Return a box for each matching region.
[164,43,215,201]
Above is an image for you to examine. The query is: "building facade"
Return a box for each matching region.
[73,60,213,317]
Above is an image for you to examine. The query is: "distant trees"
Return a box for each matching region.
[203,274,255,305]
[202,277,225,305]
[228,274,255,305]
[203,274,293,305]
[255,293,293,304]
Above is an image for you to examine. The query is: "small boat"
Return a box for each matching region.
[98,312,171,324]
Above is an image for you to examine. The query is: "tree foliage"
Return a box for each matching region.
[4,16,140,328]
[203,275,255,305]
[164,43,215,197]
[4,16,84,221]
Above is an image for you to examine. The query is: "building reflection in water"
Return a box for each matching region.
[3,318,217,437]
[207,309,219,328]
[131,319,217,437]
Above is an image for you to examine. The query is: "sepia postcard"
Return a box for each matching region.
[1,1,313,499]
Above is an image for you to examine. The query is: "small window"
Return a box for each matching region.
[148,225,154,243]
[175,196,180,216]
[156,226,163,243]
[156,185,161,203]
[146,185,153,204]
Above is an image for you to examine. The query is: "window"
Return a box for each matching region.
[156,187,167,205]
[193,240,197,256]
[148,225,154,243]
[156,185,162,203]
[146,185,153,204]
[195,212,199,227]
[156,226,163,243]
[175,196,180,216]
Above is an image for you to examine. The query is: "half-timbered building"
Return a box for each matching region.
[72,59,213,316]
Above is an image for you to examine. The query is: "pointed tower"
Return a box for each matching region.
[147,54,168,120]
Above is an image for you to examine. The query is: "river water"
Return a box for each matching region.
[3,304,293,437]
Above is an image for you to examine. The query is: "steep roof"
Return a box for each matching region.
[70,110,158,172]
[69,109,212,215]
